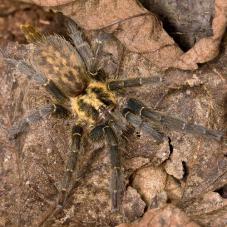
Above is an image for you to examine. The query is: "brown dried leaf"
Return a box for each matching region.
[0,1,226,227]
[20,0,227,70]
[173,0,227,69]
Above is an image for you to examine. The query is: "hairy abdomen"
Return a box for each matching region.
[29,35,89,97]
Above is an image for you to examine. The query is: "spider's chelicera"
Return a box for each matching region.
[2,18,225,211]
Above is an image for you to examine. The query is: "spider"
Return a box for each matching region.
[1,17,225,212]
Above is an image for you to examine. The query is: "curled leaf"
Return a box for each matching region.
[21,0,227,70]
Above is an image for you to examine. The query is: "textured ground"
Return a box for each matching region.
[0,1,226,227]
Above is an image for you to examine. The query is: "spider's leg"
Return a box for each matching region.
[66,19,111,80]
[58,125,83,206]
[127,98,224,142]
[153,83,204,110]
[103,124,124,211]
[9,104,68,139]
[66,19,96,74]
[4,59,68,103]
[107,75,163,90]
[122,108,167,143]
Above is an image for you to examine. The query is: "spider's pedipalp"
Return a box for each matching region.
[58,125,83,205]
[103,125,124,211]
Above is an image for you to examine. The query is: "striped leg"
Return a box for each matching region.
[107,75,164,90]
[103,124,124,211]
[90,124,124,210]
[127,98,224,142]
[66,19,96,74]
[66,18,109,80]
[122,108,167,143]
[3,58,68,103]
[58,125,83,206]
[9,104,67,139]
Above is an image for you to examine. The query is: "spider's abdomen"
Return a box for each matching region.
[29,35,89,97]
[71,81,116,126]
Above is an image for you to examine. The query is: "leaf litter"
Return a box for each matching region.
[0,0,226,226]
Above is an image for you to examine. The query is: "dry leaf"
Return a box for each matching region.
[0,1,226,227]
[20,0,227,70]
[173,0,227,69]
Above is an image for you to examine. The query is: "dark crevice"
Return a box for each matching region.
[215,185,227,198]
[139,0,214,51]
[127,172,148,212]
[127,172,135,188]
[168,137,173,156]
[182,161,189,180]
[166,197,172,204]
[224,92,227,124]
[136,131,141,138]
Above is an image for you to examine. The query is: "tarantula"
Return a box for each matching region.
[2,17,225,211]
